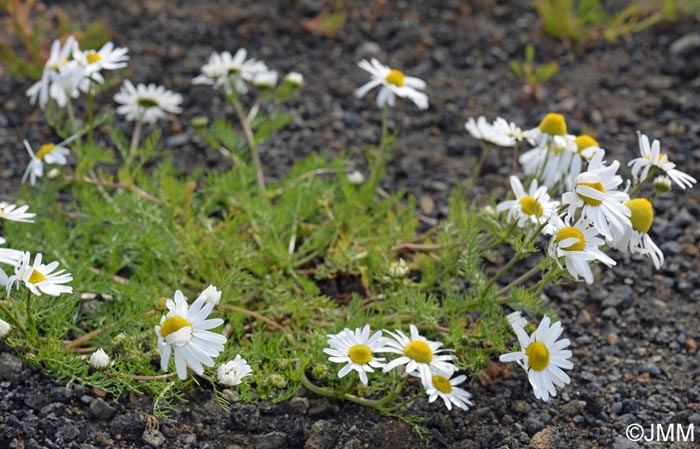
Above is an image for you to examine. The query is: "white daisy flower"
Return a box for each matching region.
[323,324,389,385]
[465,116,523,147]
[355,58,428,110]
[26,36,80,109]
[199,285,222,307]
[252,69,278,89]
[5,252,73,297]
[0,319,10,339]
[421,365,473,411]
[500,316,573,401]
[74,41,129,86]
[496,176,558,229]
[0,202,35,223]
[562,151,631,240]
[0,237,22,267]
[47,63,85,109]
[155,290,227,380]
[506,311,528,331]
[217,354,253,386]
[22,140,71,186]
[192,49,269,95]
[89,348,112,370]
[381,324,454,383]
[610,198,664,269]
[346,170,365,185]
[114,81,183,124]
[629,132,696,189]
[547,217,616,284]
[283,72,304,87]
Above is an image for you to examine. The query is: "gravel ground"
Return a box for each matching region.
[1,1,699,448]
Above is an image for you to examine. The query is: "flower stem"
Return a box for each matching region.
[629,167,658,197]
[25,290,33,328]
[86,84,95,145]
[66,99,77,133]
[481,252,524,299]
[128,120,143,163]
[0,301,26,335]
[232,99,265,191]
[496,258,546,297]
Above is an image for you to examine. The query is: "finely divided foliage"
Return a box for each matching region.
[0,34,694,431]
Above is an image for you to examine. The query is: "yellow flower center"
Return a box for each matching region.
[160,316,192,338]
[644,153,666,163]
[625,198,653,233]
[576,181,605,206]
[575,135,599,153]
[36,143,57,160]
[347,344,373,365]
[556,226,585,251]
[403,340,433,363]
[525,341,550,371]
[28,269,47,284]
[518,196,543,217]
[86,51,102,64]
[431,375,453,394]
[538,113,567,136]
[385,69,405,87]
[137,98,160,109]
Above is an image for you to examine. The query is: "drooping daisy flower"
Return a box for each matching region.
[252,69,278,89]
[421,365,473,411]
[74,41,129,87]
[89,348,112,370]
[114,80,183,124]
[506,311,528,331]
[22,140,71,186]
[500,315,573,401]
[192,49,269,95]
[0,319,10,339]
[465,116,523,147]
[629,132,696,189]
[355,59,428,110]
[0,238,22,267]
[324,324,389,385]
[561,151,631,241]
[381,324,454,383]
[199,285,222,307]
[217,354,253,386]
[496,176,558,229]
[5,252,73,297]
[26,36,80,109]
[547,217,616,284]
[283,72,304,87]
[0,202,35,223]
[155,290,226,380]
[610,198,664,269]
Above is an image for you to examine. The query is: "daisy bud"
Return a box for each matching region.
[653,175,672,193]
[217,355,252,387]
[253,70,278,89]
[0,319,11,339]
[346,170,365,185]
[47,168,62,179]
[388,258,409,279]
[89,348,112,370]
[112,332,127,348]
[268,373,288,389]
[283,72,304,87]
[506,311,527,331]
[200,284,222,307]
[481,205,497,218]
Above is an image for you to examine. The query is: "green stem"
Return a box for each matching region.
[128,120,143,163]
[629,167,658,197]
[496,258,545,297]
[232,99,265,191]
[0,301,26,335]
[66,99,77,134]
[468,143,491,190]
[511,141,520,175]
[381,104,389,148]
[87,84,95,145]
[25,290,34,329]
[300,372,396,408]
[481,252,524,299]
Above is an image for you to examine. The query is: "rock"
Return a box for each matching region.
[529,427,556,449]
[606,333,620,345]
[50,387,73,403]
[288,397,309,415]
[307,399,335,418]
[610,402,623,415]
[355,41,382,59]
[639,363,661,376]
[90,398,117,420]
[142,428,165,447]
[110,413,146,441]
[524,417,544,436]
[0,353,23,381]
[40,402,66,417]
[670,33,700,55]
[612,435,641,449]
[230,403,261,431]
[560,400,586,416]
[256,431,287,449]
[419,195,435,215]
[686,338,697,352]
[305,420,336,449]
[56,423,80,442]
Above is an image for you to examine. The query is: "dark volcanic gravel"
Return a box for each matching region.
[1,1,699,448]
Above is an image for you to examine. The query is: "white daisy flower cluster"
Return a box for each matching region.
[26,36,129,110]
[324,324,472,411]
[468,112,697,282]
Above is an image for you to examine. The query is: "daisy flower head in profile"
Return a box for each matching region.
[5,251,73,297]
[629,132,696,189]
[89,348,112,370]
[381,324,454,383]
[0,239,22,267]
[26,36,80,109]
[496,176,559,230]
[199,284,222,307]
[73,41,129,87]
[561,150,631,241]
[114,80,183,125]
[155,290,227,380]
[0,319,10,339]
[465,116,524,147]
[252,69,278,89]
[22,139,72,186]
[283,71,304,87]
[610,198,664,269]
[506,311,528,332]
[323,324,389,385]
[500,315,573,401]
[355,59,428,110]
[0,202,35,223]
[421,365,473,411]
[547,216,616,284]
[192,49,269,95]
[217,354,253,387]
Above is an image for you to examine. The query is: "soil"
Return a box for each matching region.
[1,1,699,448]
